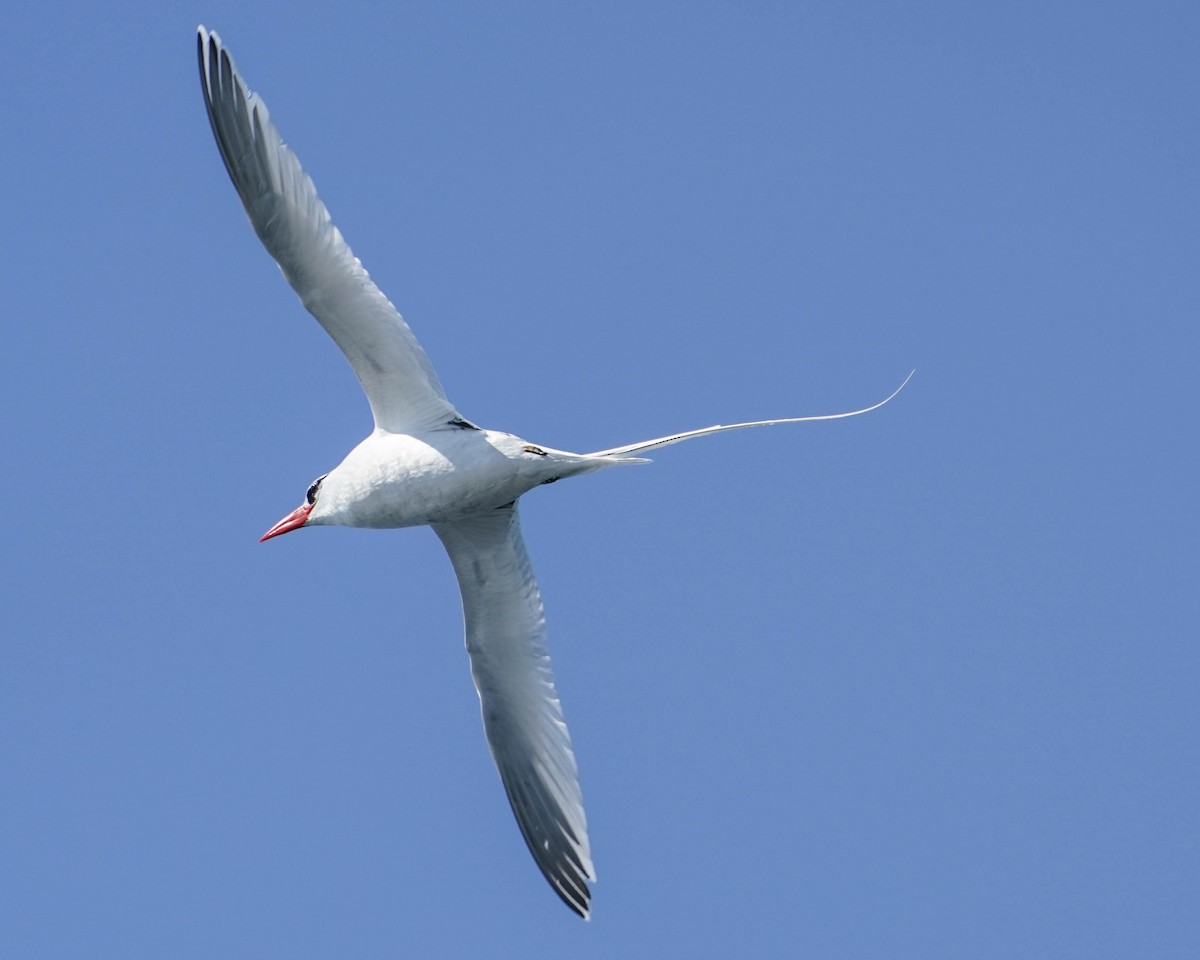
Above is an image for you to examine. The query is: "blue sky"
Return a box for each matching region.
[3,1,1197,956]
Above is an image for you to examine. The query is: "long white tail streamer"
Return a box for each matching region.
[585,369,915,459]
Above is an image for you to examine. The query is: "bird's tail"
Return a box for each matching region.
[583,370,914,459]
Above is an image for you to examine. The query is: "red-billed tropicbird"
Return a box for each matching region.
[197,26,910,919]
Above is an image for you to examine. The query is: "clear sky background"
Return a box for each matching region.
[3,1,1196,957]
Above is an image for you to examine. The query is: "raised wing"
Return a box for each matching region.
[197,27,459,433]
[434,505,595,918]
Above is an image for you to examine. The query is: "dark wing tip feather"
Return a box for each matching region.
[502,771,593,919]
[197,28,268,211]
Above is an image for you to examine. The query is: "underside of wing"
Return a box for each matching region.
[434,506,595,918]
[197,27,459,433]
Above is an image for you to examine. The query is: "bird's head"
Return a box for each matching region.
[260,473,328,542]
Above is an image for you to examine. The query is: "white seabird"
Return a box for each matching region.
[196,26,910,919]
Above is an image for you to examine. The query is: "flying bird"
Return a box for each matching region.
[197,25,910,919]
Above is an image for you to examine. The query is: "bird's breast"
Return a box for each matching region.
[319,429,542,528]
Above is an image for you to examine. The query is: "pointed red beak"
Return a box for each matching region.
[260,503,314,542]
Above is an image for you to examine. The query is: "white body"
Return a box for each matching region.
[312,427,619,528]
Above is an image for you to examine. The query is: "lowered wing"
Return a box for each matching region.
[434,505,595,918]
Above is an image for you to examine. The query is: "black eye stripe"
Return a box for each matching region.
[306,474,327,505]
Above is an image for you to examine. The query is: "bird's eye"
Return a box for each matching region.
[306,475,327,505]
